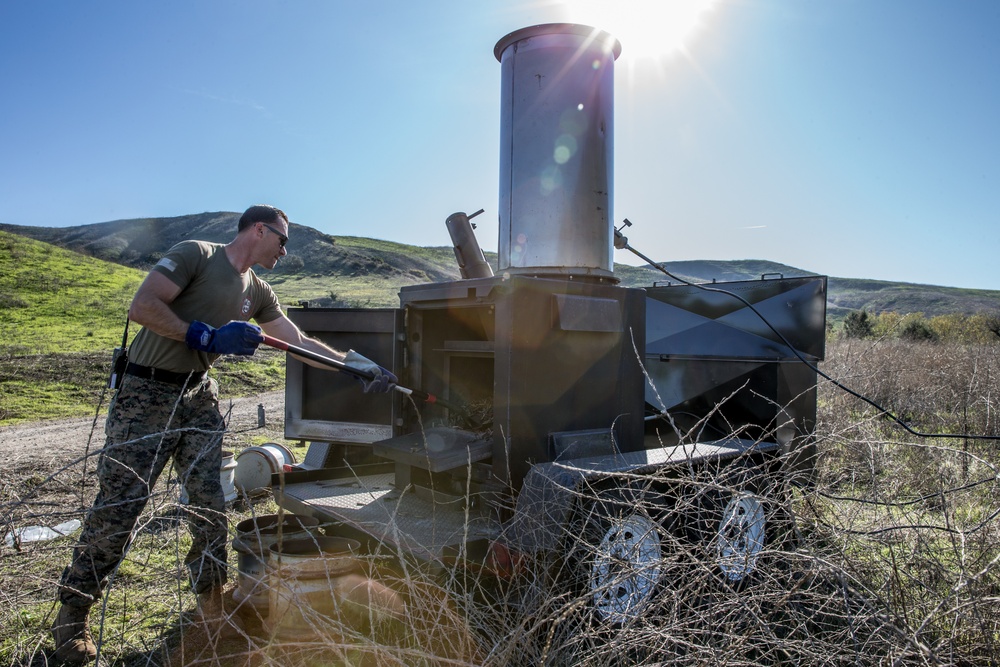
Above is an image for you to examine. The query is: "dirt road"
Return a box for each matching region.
[0,391,287,470]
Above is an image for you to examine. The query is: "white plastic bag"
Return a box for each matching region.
[4,519,82,547]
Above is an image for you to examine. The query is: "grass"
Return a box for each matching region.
[1,336,998,665]
[268,274,413,309]
[0,231,144,355]
[0,498,275,665]
[0,349,286,425]
[0,231,288,424]
[803,336,1000,662]
[0,231,424,424]
[3,230,1000,664]
[0,229,415,424]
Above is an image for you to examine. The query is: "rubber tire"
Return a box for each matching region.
[537,482,682,665]
[683,456,778,588]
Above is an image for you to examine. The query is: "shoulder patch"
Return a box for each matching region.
[155,257,178,272]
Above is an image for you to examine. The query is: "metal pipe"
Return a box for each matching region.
[445,209,494,279]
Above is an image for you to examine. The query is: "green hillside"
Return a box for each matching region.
[0,230,144,354]
[0,231,284,423]
[826,277,1000,319]
[0,214,465,309]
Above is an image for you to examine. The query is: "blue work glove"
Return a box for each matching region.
[185,320,264,356]
[343,350,398,393]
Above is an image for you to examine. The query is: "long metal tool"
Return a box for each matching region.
[261,334,466,414]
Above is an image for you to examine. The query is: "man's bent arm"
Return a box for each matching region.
[128,272,188,342]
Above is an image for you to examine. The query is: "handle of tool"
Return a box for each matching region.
[261,334,373,380]
[261,334,452,408]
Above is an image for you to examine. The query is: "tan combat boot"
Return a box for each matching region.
[195,587,245,641]
[51,603,97,664]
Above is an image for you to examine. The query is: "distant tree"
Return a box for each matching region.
[872,311,902,338]
[842,310,874,339]
[899,318,939,343]
[928,313,966,342]
[985,314,1000,341]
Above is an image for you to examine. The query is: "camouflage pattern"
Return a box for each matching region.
[58,373,228,607]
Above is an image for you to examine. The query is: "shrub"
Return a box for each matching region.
[899,318,939,343]
[842,309,874,339]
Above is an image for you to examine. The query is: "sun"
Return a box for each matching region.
[556,0,718,60]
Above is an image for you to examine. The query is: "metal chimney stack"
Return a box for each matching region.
[494,24,622,281]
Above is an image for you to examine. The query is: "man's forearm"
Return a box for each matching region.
[128,295,189,342]
[291,334,347,365]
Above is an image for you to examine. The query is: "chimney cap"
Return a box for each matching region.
[494,23,622,62]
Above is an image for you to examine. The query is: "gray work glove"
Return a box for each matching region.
[343,350,398,394]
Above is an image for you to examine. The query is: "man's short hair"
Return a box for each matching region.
[238,204,289,232]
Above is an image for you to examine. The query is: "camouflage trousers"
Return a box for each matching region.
[58,373,228,607]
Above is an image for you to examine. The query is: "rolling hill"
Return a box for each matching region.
[2,219,1000,424]
[3,214,999,320]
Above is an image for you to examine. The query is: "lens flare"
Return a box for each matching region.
[557,0,718,60]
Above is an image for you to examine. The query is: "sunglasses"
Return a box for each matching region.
[260,223,288,248]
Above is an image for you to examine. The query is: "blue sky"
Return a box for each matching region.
[2,1,998,290]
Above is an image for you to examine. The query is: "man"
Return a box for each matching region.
[51,204,396,663]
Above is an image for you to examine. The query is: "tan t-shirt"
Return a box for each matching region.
[129,240,283,372]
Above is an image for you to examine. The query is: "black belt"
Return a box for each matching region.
[125,363,207,387]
